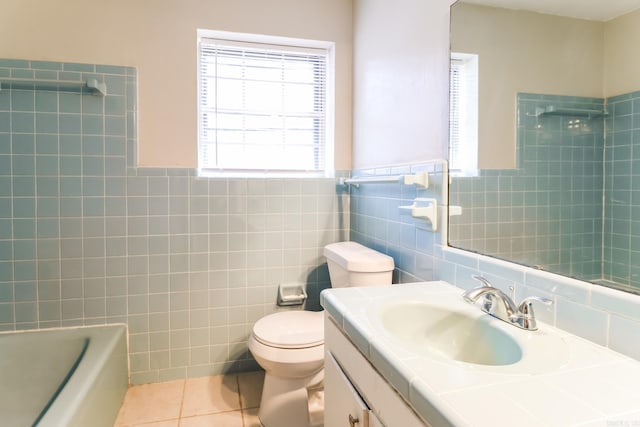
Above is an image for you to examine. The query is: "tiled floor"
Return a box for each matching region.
[114,371,264,427]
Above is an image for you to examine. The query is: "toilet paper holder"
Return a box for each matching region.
[277,283,308,306]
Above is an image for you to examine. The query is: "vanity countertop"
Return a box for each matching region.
[320,281,640,427]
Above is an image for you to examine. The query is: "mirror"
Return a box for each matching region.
[448,0,640,295]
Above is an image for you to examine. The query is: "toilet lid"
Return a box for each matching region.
[253,311,324,349]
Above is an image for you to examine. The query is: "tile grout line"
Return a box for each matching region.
[237,374,246,427]
[178,378,187,425]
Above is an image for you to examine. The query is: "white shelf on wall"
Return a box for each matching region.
[534,105,607,119]
[0,77,107,96]
[340,172,429,188]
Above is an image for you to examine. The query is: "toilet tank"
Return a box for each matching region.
[323,242,394,287]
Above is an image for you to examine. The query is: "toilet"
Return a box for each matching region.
[248,241,394,427]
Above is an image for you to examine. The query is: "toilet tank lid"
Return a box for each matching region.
[323,242,394,272]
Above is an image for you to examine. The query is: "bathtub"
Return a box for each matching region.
[0,324,128,427]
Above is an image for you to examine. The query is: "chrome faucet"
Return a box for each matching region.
[462,275,552,331]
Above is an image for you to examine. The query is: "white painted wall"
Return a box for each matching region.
[0,0,353,169]
[351,0,454,170]
[604,8,640,97]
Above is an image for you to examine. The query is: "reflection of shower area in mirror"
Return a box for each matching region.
[449,91,640,293]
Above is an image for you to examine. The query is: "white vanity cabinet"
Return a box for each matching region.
[324,313,428,427]
[325,352,381,427]
[322,282,640,427]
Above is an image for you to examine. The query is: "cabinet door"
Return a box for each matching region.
[369,411,384,427]
[325,351,372,427]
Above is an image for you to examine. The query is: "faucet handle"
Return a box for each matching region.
[472,275,493,288]
[518,296,553,317]
[517,296,553,330]
[471,275,495,312]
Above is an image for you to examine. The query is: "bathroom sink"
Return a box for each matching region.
[367,293,569,373]
[378,301,522,366]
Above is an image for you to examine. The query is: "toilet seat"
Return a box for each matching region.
[248,311,325,378]
[253,311,324,349]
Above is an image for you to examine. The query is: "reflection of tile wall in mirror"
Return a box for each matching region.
[450,91,640,294]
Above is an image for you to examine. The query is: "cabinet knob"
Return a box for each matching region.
[348,414,359,427]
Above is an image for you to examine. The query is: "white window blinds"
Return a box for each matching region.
[449,53,479,176]
[198,34,332,175]
[449,60,462,169]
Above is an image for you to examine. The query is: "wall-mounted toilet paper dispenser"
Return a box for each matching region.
[277,283,308,306]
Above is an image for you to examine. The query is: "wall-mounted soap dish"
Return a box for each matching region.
[399,197,438,231]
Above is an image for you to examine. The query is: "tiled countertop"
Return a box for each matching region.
[321,281,640,427]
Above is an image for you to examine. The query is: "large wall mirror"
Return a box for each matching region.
[448,0,640,295]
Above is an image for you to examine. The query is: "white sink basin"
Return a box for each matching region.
[378,301,522,366]
[368,293,569,374]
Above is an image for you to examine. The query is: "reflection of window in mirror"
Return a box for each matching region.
[449,53,478,176]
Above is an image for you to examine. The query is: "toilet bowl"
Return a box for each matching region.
[249,241,394,427]
[248,310,324,427]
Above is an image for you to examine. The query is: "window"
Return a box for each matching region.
[197,30,335,177]
[449,52,479,176]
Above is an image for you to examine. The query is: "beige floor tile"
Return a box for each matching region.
[179,411,244,427]
[242,407,262,427]
[115,380,185,426]
[237,371,264,409]
[121,421,179,427]
[181,375,241,417]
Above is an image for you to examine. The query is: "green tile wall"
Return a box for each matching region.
[450,92,640,293]
[604,91,640,288]
[450,93,605,281]
[349,160,446,283]
[0,59,348,384]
